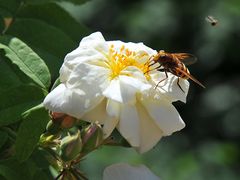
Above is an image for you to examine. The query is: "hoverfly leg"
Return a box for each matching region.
[144,55,155,66]
[177,77,185,93]
[154,70,168,89]
[144,64,162,74]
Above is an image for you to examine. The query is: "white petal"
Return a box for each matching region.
[107,41,157,56]
[82,99,119,137]
[103,67,151,104]
[121,66,151,91]
[43,84,68,113]
[135,102,163,153]
[104,99,121,137]
[119,76,138,104]
[103,79,122,102]
[65,32,108,62]
[67,62,109,92]
[43,84,95,118]
[81,99,108,124]
[60,49,108,82]
[107,41,157,64]
[106,99,120,118]
[44,63,110,118]
[103,77,138,104]
[103,163,160,180]
[79,32,108,52]
[150,71,189,103]
[117,104,140,147]
[141,97,185,136]
[103,117,119,138]
[60,32,109,82]
[119,75,151,104]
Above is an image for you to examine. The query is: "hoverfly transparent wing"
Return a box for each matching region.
[173,53,197,66]
[175,67,205,88]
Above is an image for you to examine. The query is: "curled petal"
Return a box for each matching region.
[140,96,185,136]
[44,63,110,118]
[82,99,119,137]
[117,104,140,147]
[79,31,108,52]
[103,67,151,104]
[135,102,163,153]
[60,32,109,82]
[150,72,189,103]
[43,84,89,118]
[43,84,69,113]
[106,99,120,118]
[103,118,119,138]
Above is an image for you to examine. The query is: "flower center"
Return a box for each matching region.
[107,44,151,80]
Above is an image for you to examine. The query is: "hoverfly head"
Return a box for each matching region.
[157,50,168,63]
[159,50,166,58]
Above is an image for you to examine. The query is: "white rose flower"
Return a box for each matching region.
[103,163,160,180]
[43,32,189,153]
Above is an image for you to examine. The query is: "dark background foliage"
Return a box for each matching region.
[61,0,240,179]
[0,0,239,179]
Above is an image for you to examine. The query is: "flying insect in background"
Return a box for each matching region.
[205,16,218,26]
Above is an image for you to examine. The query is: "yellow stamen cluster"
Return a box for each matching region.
[107,44,150,80]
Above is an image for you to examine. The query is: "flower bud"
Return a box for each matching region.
[60,130,82,162]
[39,133,60,148]
[51,112,76,129]
[81,122,104,154]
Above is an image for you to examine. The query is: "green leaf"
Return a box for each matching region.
[0,165,17,180]
[0,157,38,180]
[32,170,49,180]
[15,104,50,162]
[0,149,54,179]
[0,131,8,148]
[7,18,77,80]
[6,3,89,79]
[0,0,21,16]
[0,36,51,90]
[24,0,89,5]
[62,0,89,4]
[0,15,4,33]
[18,2,89,42]
[0,50,28,91]
[0,85,46,126]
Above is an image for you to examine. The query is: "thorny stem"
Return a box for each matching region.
[71,168,89,180]
[55,166,88,180]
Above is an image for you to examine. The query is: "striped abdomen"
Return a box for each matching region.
[167,62,190,79]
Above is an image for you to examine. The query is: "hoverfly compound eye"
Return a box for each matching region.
[159,50,166,58]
